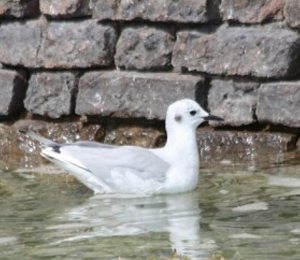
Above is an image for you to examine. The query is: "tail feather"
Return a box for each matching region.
[23,131,57,146]
[20,130,109,193]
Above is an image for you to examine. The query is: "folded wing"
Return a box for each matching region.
[56,143,170,192]
[26,132,170,193]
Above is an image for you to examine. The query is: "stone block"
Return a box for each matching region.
[172,26,300,78]
[91,0,221,23]
[40,0,91,18]
[0,0,39,18]
[38,21,117,69]
[285,0,300,28]
[76,71,204,120]
[0,69,27,117]
[220,0,285,24]
[208,79,259,126]
[256,82,300,127]
[115,26,175,70]
[0,19,46,68]
[197,129,298,171]
[0,19,117,69]
[24,72,78,118]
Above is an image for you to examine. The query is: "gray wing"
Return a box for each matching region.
[25,132,169,187]
[59,144,170,185]
[74,141,117,149]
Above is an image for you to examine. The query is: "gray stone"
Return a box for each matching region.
[220,0,285,24]
[285,0,300,28]
[0,69,27,117]
[197,129,298,170]
[91,0,221,23]
[0,0,39,18]
[38,21,117,69]
[0,19,47,68]
[256,82,300,127]
[76,71,204,120]
[40,0,91,18]
[0,19,117,69]
[208,79,259,126]
[115,26,175,70]
[24,72,78,118]
[172,26,300,78]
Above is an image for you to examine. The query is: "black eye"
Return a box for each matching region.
[189,110,197,116]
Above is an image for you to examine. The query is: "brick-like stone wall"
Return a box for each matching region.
[1,0,300,156]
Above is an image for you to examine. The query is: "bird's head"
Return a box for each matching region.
[166,99,224,131]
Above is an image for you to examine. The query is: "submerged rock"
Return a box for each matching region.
[105,124,166,148]
[197,129,299,170]
[0,120,298,172]
[0,120,105,169]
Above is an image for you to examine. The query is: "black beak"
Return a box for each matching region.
[203,115,224,121]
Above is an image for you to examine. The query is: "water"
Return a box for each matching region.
[1,152,300,260]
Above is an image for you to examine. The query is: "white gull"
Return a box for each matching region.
[26,99,223,194]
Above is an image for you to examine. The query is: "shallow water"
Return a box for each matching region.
[1,152,300,259]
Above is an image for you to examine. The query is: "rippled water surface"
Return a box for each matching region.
[1,152,300,260]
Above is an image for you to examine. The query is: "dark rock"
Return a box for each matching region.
[0,69,27,117]
[1,121,297,172]
[220,0,285,24]
[0,19,117,69]
[0,120,105,169]
[105,125,166,148]
[91,0,221,23]
[0,19,47,68]
[0,0,39,18]
[172,26,300,78]
[197,129,298,170]
[76,71,204,120]
[24,72,78,118]
[90,0,116,20]
[208,79,259,126]
[37,21,117,69]
[285,0,300,28]
[256,82,300,127]
[115,26,175,70]
[40,0,92,18]
[198,130,297,154]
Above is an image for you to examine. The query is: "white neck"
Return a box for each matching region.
[163,125,199,165]
[152,124,200,193]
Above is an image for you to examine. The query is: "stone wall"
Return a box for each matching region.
[1,0,300,170]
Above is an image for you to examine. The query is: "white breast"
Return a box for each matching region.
[163,150,199,194]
